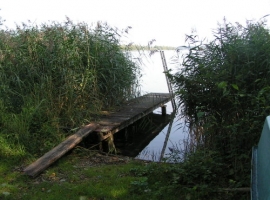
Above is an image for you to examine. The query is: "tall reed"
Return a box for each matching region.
[0,18,141,157]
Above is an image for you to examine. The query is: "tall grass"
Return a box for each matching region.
[0,18,141,157]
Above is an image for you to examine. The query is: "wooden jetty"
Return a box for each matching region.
[95,93,172,141]
[23,93,173,177]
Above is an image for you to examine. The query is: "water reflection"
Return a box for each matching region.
[135,102,188,162]
[114,111,172,157]
[124,50,189,161]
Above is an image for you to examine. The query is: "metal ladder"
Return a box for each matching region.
[160,51,177,111]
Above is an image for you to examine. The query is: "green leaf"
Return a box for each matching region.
[218,81,227,89]
[231,84,239,90]
[2,191,10,196]
[197,112,205,118]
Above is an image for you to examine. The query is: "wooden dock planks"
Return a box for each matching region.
[23,93,172,177]
[95,93,172,135]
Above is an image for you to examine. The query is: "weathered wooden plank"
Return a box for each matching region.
[23,123,98,177]
[95,94,172,137]
[98,117,130,124]
[95,125,115,133]
[23,93,172,177]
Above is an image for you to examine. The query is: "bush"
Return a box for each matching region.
[129,151,227,199]
[170,19,270,189]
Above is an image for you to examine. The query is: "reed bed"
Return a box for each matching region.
[0,18,141,157]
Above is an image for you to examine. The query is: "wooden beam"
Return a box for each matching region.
[23,123,98,177]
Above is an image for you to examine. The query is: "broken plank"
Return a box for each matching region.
[23,123,98,177]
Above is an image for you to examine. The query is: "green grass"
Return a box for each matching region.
[0,150,181,200]
[0,148,249,200]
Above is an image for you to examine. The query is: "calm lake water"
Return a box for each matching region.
[130,50,189,161]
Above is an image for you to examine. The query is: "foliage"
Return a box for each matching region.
[129,150,243,199]
[0,18,141,157]
[169,18,270,197]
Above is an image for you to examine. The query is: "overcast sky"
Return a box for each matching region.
[1,0,270,46]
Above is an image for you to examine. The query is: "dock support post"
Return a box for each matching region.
[99,132,117,154]
[161,105,167,116]
[97,132,104,151]
[106,134,117,154]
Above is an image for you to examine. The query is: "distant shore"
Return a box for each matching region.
[121,44,177,51]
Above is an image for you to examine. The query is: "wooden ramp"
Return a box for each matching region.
[23,124,98,177]
[23,93,172,177]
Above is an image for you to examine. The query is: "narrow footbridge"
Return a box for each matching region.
[24,93,173,177]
